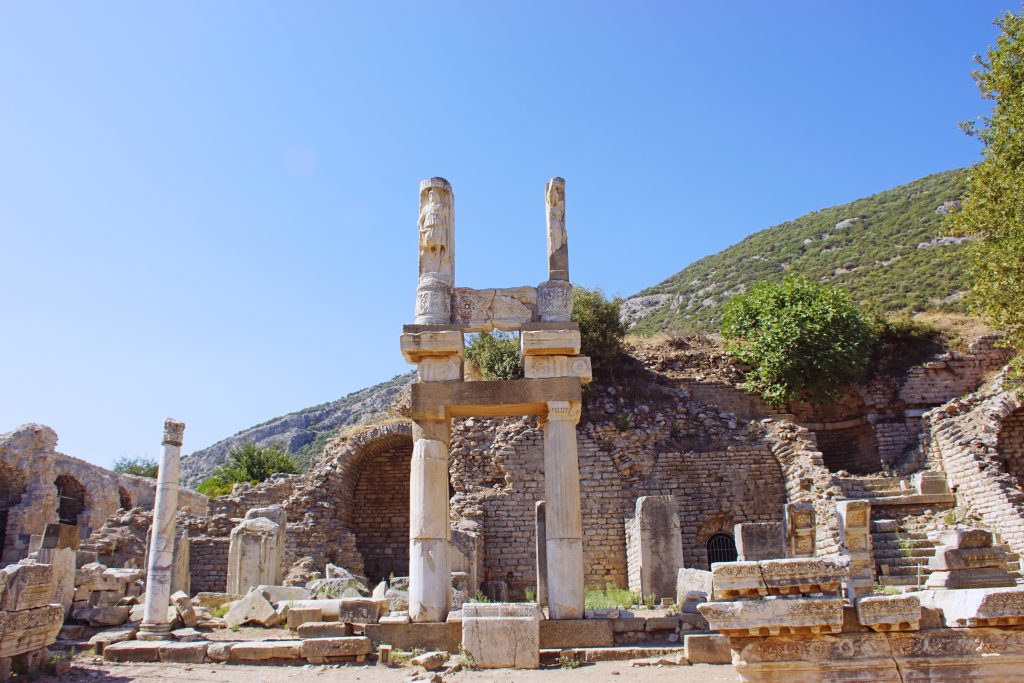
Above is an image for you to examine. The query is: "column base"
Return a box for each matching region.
[136,623,174,641]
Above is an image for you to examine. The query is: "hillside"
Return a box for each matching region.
[180,373,414,487]
[623,169,970,334]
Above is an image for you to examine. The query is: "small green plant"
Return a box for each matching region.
[872,583,902,596]
[454,647,478,670]
[473,589,492,603]
[464,331,523,380]
[524,587,536,603]
[613,412,633,431]
[643,593,656,610]
[558,652,582,669]
[896,532,914,559]
[211,603,230,619]
[584,585,637,610]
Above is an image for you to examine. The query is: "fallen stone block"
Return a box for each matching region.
[224,590,280,628]
[103,640,161,663]
[229,640,303,662]
[336,597,389,624]
[364,621,461,652]
[856,594,921,632]
[698,597,845,636]
[172,628,203,642]
[193,592,243,610]
[0,564,53,611]
[258,584,311,603]
[207,642,233,662]
[158,641,208,664]
[676,568,712,613]
[684,633,731,664]
[711,561,767,600]
[73,605,132,627]
[929,546,1008,571]
[630,655,685,666]
[410,650,448,670]
[297,621,353,638]
[924,567,1015,590]
[300,636,371,663]
[0,604,64,658]
[933,528,993,549]
[380,613,410,624]
[539,619,613,648]
[171,591,199,628]
[88,626,138,654]
[918,587,1024,627]
[462,602,542,669]
[286,606,323,630]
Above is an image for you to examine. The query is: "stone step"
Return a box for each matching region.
[877,576,924,587]
[868,493,957,507]
[878,565,928,577]
[542,644,692,664]
[871,520,901,533]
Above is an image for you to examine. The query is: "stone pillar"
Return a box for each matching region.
[541,400,584,619]
[170,525,190,596]
[837,499,873,598]
[784,503,815,558]
[535,501,547,607]
[409,419,451,622]
[537,177,573,323]
[415,177,455,325]
[625,495,684,601]
[139,418,184,641]
[245,505,286,585]
[226,516,281,595]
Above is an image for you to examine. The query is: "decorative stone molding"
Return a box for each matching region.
[520,329,581,357]
[711,561,767,600]
[162,419,185,447]
[855,594,921,632]
[759,556,848,596]
[544,401,582,425]
[698,596,845,636]
[522,355,592,384]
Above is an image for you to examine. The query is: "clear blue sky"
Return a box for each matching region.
[0,2,1014,468]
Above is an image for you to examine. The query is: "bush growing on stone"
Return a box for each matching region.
[111,456,158,478]
[464,331,522,380]
[721,276,875,405]
[572,286,626,367]
[197,442,299,497]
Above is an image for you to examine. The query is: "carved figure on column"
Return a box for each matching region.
[546,177,568,281]
[415,178,455,324]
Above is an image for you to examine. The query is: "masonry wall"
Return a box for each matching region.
[190,537,229,593]
[998,408,1024,487]
[813,422,880,474]
[350,445,411,583]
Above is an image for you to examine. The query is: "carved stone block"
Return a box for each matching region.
[461,602,542,669]
[855,594,921,632]
[451,287,537,332]
[522,355,592,383]
[520,329,581,356]
[735,522,784,561]
[711,561,767,600]
[759,556,849,596]
[537,280,573,322]
[400,330,464,364]
[919,587,1024,626]
[0,564,53,612]
[417,356,463,382]
[929,545,1008,571]
[784,503,815,558]
[698,597,845,636]
[0,604,63,658]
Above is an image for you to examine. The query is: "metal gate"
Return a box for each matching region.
[707,532,738,565]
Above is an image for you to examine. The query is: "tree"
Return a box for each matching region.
[721,276,876,405]
[464,331,523,380]
[572,286,627,367]
[111,456,158,478]
[197,442,299,498]
[950,8,1024,371]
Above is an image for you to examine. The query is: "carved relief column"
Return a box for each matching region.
[415,177,455,325]
[541,400,584,619]
[409,419,451,622]
[538,177,573,322]
[138,419,184,641]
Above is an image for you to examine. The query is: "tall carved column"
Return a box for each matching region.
[542,400,584,619]
[138,419,184,641]
[409,419,451,622]
[415,177,455,325]
[538,177,573,322]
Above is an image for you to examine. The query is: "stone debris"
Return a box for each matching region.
[410,649,449,670]
[918,586,1024,627]
[223,590,280,628]
[171,590,199,628]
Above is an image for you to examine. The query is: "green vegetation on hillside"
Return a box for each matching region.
[950,8,1024,372]
[112,456,158,478]
[631,169,969,334]
[197,442,299,497]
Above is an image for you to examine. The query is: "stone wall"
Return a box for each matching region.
[349,444,412,584]
[998,407,1024,487]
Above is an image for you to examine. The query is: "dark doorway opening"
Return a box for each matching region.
[706,532,738,565]
[55,475,86,526]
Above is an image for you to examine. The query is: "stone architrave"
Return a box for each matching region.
[415,178,455,324]
[758,556,849,596]
[784,503,815,558]
[542,401,584,619]
[735,522,784,561]
[0,604,64,658]
[523,355,592,384]
[0,563,53,611]
[711,561,767,600]
[461,602,542,669]
[836,499,873,598]
[520,329,581,357]
[408,420,451,623]
[139,419,184,641]
[855,594,921,632]
[545,177,568,282]
[535,501,547,607]
[226,516,281,596]
[625,496,684,601]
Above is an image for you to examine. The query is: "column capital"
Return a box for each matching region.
[162,419,185,447]
[544,400,581,425]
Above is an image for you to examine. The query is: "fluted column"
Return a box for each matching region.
[542,400,584,619]
[409,419,451,622]
[138,418,184,641]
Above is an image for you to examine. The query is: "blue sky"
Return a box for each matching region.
[0,1,1014,468]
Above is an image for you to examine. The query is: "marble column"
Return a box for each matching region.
[542,400,584,619]
[415,177,455,325]
[535,500,548,607]
[138,418,184,641]
[538,177,573,322]
[409,419,451,622]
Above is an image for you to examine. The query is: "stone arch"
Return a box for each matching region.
[54,474,86,526]
[118,486,132,511]
[693,515,737,570]
[0,463,26,558]
[796,394,880,474]
[998,407,1024,488]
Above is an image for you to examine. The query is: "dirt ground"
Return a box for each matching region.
[43,656,739,683]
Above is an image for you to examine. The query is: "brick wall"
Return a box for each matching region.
[814,423,880,474]
[998,408,1024,486]
[190,536,229,593]
[350,445,411,583]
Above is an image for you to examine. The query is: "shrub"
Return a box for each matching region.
[572,286,626,367]
[464,331,523,380]
[197,442,299,498]
[721,276,876,405]
[111,456,158,479]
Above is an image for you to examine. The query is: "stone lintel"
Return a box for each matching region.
[698,597,845,637]
[410,377,582,421]
[521,321,579,332]
[520,329,581,356]
[401,329,464,364]
[855,594,921,632]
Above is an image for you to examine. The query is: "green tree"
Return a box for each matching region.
[111,456,158,478]
[721,276,876,405]
[572,286,626,367]
[950,8,1024,371]
[464,331,522,380]
[197,442,299,498]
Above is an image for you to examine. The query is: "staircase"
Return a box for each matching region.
[871,518,937,588]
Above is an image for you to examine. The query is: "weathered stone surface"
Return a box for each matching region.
[520,329,581,357]
[400,330,463,363]
[158,641,208,663]
[286,606,322,630]
[735,522,784,561]
[684,633,731,664]
[88,626,138,654]
[334,597,388,624]
[918,587,1024,627]
[0,604,63,658]
[0,564,52,612]
[35,547,75,613]
[759,556,849,596]
[924,567,1015,590]
[364,621,461,652]
[783,503,815,558]
[625,496,684,601]
[451,287,537,332]
[226,516,281,596]
[711,561,766,600]
[836,499,873,597]
[523,356,592,384]
[538,618,613,648]
[103,640,161,663]
[258,584,311,603]
[300,636,371,663]
[730,631,900,682]
[223,590,280,628]
[41,523,80,551]
[296,621,353,638]
[229,640,302,661]
[676,568,713,613]
[929,545,1008,571]
[171,591,198,628]
[410,649,449,671]
[171,627,202,641]
[698,597,845,636]
[855,594,921,632]
[206,641,232,661]
[933,528,993,550]
[72,605,131,627]
[462,603,541,669]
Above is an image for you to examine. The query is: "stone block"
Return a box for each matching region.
[538,618,613,648]
[410,650,449,670]
[783,503,815,558]
[35,547,75,613]
[759,556,849,596]
[400,330,464,363]
[228,640,302,661]
[923,567,1015,590]
[226,516,282,596]
[676,568,712,613]
[451,287,537,332]
[157,642,208,664]
[41,523,80,551]
[913,471,949,495]
[730,632,899,681]
[258,584,311,603]
[933,528,993,550]
[625,495,684,601]
[855,594,921,632]
[644,616,682,631]
[103,640,161,663]
[286,606,322,630]
[88,626,138,654]
[684,633,732,664]
[0,604,63,658]
[520,329,581,356]
[224,590,280,628]
[523,355,592,383]
[336,597,388,624]
[300,636,371,663]
[170,591,198,628]
[462,602,541,669]
[735,522,784,561]
[612,617,646,633]
[206,642,232,661]
[417,356,463,382]
[193,592,243,610]
[698,597,845,636]
[72,605,131,627]
[918,587,1024,627]
[171,628,202,641]
[379,613,410,624]
[364,621,461,652]
[711,561,767,600]
[297,621,353,638]
[0,564,53,612]
[929,545,1008,571]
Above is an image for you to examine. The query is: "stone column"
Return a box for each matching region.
[415,177,455,325]
[409,419,451,622]
[541,400,584,619]
[784,503,815,558]
[837,499,873,598]
[535,501,547,607]
[138,418,184,641]
[537,177,573,323]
